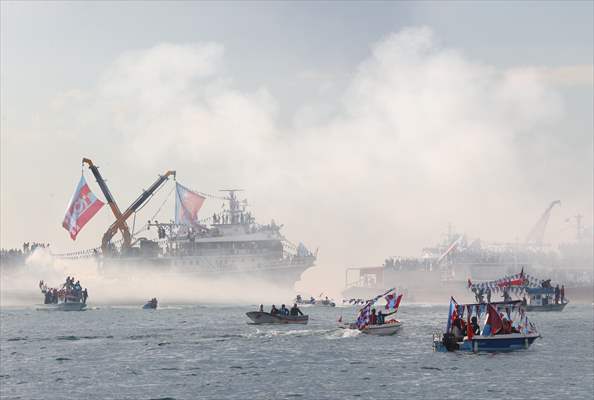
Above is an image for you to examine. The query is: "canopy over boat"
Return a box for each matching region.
[434,297,539,352]
[467,269,569,310]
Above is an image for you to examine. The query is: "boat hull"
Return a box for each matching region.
[434,333,540,352]
[36,302,87,311]
[339,321,402,336]
[142,303,157,309]
[526,302,568,312]
[361,321,402,336]
[246,311,308,325]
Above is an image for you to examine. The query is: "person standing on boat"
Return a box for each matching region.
[290,303,303,316]
[470,316,480,335]
[82,289,88,304]
[369,309,377,325]
[486,288,492,303]
[560,285,565,303]
[270,305,279,315]
[554,285,560,304]
[259,304,264,312]
[377,310,385,325]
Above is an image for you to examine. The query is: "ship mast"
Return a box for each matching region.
[220,189,244,224]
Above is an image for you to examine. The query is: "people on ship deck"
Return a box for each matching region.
[560,285,565,303]
[554,285,560,304]
[486,288,492,303]
[290,304,303,316]
[259,304,264,312]
[280,304,289,316]
[369,309,377,325]
[270,305,278,315]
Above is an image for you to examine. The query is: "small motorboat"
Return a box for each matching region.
[525,288,568,311]
[340,288,404,336]
[433,298,540,353]
[143,298,158,309]
[246,311,308,325]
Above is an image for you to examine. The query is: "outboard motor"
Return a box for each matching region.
[442,333,459,352]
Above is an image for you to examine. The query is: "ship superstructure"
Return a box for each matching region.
[56,159,316,289]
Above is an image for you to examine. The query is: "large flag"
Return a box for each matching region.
[486,304,503,335]
[175,183,206,226]
[62,176,105,240]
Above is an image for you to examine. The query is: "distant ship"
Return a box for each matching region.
[344,202,593,303]
[57,158,317,290]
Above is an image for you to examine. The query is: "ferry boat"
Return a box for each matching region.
[433,299,540,352]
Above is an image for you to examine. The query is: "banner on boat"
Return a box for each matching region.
[356,288,401,329]
[467,269,540,295]
[175,183,206,226]
[62,176,105,240]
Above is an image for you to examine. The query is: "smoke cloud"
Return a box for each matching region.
[2,27,591,297]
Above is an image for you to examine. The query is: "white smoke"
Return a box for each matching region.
[3,26,589,298]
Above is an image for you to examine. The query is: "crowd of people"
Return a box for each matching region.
[1,242,51,267]
[40,276,88,304]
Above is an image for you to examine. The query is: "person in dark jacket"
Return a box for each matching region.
[290,303,303,316]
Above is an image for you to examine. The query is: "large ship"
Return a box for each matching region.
[57,158,316,289]
[343,202,593,303]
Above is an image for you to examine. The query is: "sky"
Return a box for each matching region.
[1,2,593,287]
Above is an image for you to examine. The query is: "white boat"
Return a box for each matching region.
[340,320,402,336]
[360,321,402,336]
[341,288,404,336]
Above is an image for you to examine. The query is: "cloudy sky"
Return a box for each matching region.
[1,2,592,279]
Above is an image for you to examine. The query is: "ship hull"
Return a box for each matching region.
[99,255,315,289]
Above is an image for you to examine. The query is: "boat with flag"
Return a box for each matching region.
[433,298,540,352]
[54,158,316,290]
[37,278,88,311]
[339,288,403,336]
[467,268,569,312]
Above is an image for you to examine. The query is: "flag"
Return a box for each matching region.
[486,304,503,335]
[446,297,457,334]
[62,176,105,240]
[175,183,206,226]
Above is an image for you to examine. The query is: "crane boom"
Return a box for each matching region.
[525,200,561,245]
[101,170,176,253]
[82,158,132,248]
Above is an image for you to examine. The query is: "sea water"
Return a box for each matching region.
[1,304,592,399]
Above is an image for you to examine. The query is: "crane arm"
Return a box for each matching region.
[525,200,561,245]
[101,170,176,253]
[82,158,132,248]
